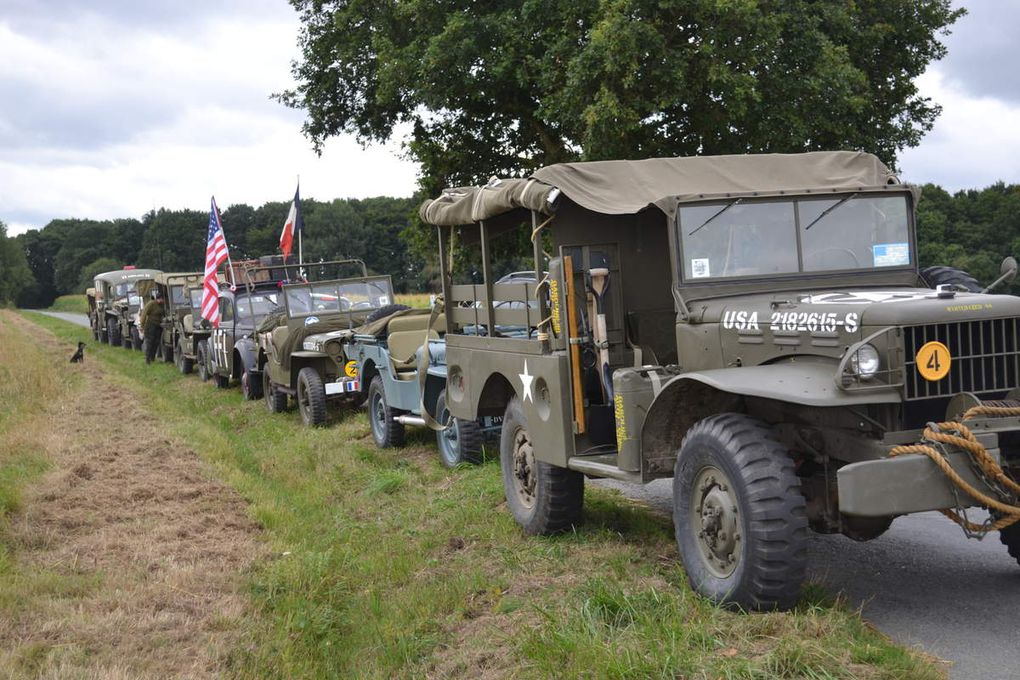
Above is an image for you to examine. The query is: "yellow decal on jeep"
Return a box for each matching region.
[344,360,358,378]
[549,278,562,335]
[614,393,627,451]
[916,341,951,382]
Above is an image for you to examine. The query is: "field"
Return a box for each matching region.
[46,294,89,314]
[0,311,943,679]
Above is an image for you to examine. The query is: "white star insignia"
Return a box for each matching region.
[519,360,535,403]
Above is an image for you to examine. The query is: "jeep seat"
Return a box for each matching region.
[386,313,446,335]
[183,314,194,334]
[388,329,440,371]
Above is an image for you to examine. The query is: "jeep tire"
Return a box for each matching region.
[297,367,327,426]
[500,397,583,535]
[368,375,404,447]
[999,521,1020,566]
[161,339,174,363]
[107,318,121,347]
[130,326,142,350]
[921,265,981,293]
[197,341,210,382]
[673,413,808,611]
[175,341,193,375]
[435,389,482,468]
[365,303,411,324]
[241,367,262,400]
[263,369,286,413]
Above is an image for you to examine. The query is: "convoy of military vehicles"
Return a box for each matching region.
[79,151,1020,611]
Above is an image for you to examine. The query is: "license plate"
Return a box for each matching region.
[325,379,359,396]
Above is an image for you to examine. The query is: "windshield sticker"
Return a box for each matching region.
[872,243,909,267]
[691,258,711,278]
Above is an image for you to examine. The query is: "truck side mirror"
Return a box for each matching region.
[982,256,1018,293]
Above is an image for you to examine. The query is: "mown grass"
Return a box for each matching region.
[20,311,944,680]
[0,312,98,663]
[45,294,89,314]
[395,292,433,309]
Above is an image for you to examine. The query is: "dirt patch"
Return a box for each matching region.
[1,312,262,678]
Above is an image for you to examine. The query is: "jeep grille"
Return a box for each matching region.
[903,319,1020,400]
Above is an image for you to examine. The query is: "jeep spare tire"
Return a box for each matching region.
[921,265,981,293]
[365,303,411,324]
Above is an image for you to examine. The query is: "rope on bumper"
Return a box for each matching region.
[889,405,1020,532]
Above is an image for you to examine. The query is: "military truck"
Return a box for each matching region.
[90,267,161,348]
[138,272,212,370]
[202,264,283,395]
[419,151,1020,611]
[256,260,396,426]
[344,308,489,466]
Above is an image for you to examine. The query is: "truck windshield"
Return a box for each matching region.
[678,194,911,281]
[113,282,141,306]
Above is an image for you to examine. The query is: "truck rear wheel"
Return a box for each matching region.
[297,367,327,427]
[999,522,1020,566]
[197,342,210,382]
[673,413,807,611]
[107,318,121,347]
[263,369,287,413]
[500,397,583,535]
[435,389,483,467]
[368,376,404,447]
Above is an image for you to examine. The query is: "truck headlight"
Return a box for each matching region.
[849,343,880,380]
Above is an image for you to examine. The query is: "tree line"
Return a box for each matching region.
[2,196,428,308]
[3,181,1020,308]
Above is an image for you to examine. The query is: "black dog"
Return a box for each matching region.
[70,341,85,364]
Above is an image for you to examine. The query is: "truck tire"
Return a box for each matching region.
[213,371,230,389]
[263,369,287,413]
[130,326,142,350]
[500,397,583,535]
[175,341,193,374]
[368,375,404,447]
[921,266,981,293]
[107,318,121,347]
[297,367,328,427]
[673,413,808,611]
[162,339,174,363]
[121,329,132,349]
[241,367,262,400]
[365,303,411,324]
[435,389,482,467]
[197,341,210,382]
[999,521,1020,566]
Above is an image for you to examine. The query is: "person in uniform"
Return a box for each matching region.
[140,289,166,364]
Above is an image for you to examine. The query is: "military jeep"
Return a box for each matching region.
[90,267,161,349]
[138,272,209,369]
[256,260,396,426]
[419,151,1020,611]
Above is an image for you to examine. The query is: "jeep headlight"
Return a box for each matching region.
[323,339,343,360]
[849,343,880,380]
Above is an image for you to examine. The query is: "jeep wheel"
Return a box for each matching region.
[263,369,287,413]
[297,367,327,427]
[500,397,583,535]
[241,368,262,400]
[673,413,808,611]
[130,326,142,350]
[196,342,210,382]
[107,318,121,347]
[921,265,981,293]
[999,521,1020,566]
[175,342,193,375]
[161,339,174,363]
[368,375,404,447]
[435,389,482,468]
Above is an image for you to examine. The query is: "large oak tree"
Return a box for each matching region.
[279,0,963,194]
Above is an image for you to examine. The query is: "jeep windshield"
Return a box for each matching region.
[284,277,394,318]
[236,293,280,323]
[678,194,911,281]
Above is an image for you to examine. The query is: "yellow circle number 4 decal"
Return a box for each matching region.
[916,341,951,381]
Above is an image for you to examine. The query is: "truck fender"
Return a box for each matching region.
[638,361,900,478]
[234,337,258,377]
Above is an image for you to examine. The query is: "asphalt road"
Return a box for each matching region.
[34,310,90,328]
[597,478,1020,680]
[25,309,1020,677]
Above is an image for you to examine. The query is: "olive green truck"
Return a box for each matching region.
[419,151,1020,610]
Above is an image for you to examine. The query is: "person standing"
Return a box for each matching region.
[140,290,166,364]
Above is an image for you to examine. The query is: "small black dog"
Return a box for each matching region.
[70,341,85,364]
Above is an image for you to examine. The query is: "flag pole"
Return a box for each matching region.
[297,175,303,268]
[216,196,236,289]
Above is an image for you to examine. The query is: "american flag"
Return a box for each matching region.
[201,197,229,327]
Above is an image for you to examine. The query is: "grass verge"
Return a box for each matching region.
[20,311,943,680]
[45,294,89,315]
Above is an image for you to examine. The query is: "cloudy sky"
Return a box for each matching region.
[1,1,1017,236]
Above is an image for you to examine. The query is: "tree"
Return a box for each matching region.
[280,0,963,196]
[0,221,35,306]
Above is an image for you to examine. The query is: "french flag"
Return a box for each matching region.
[279,184,303,259]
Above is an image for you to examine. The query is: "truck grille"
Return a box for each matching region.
[904,319,1020,400]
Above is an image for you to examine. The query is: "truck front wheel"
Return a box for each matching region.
[673,413,807,611]
[500,397,583,535]
[107,318,121,347]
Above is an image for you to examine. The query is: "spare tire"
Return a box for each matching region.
[365,303,411,324]
[921,266,981,293]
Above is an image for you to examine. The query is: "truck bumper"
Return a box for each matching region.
[837,432,1000,517]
